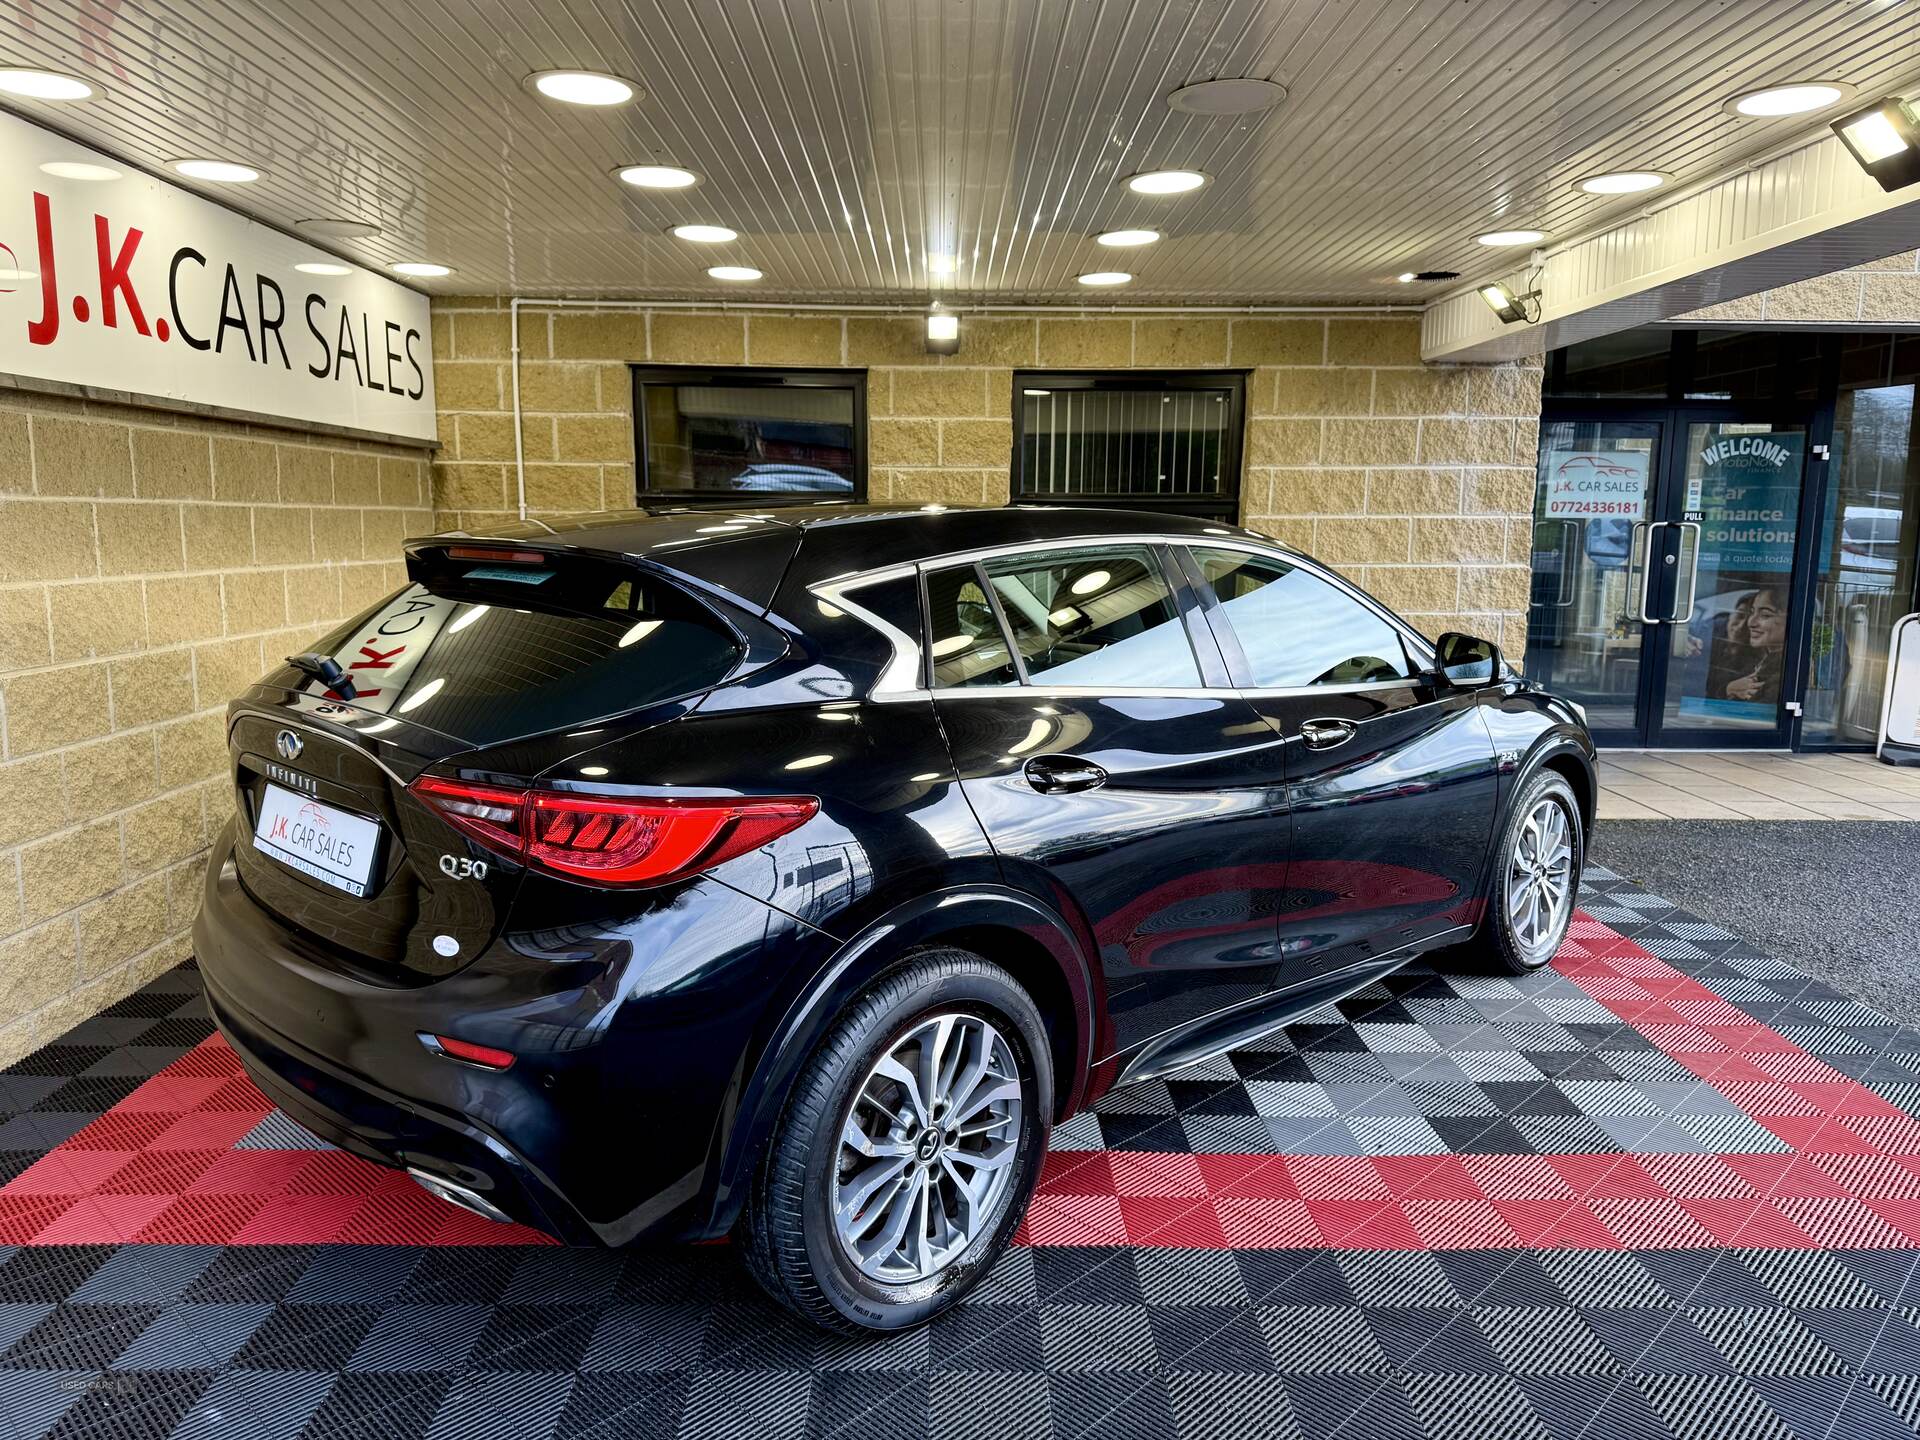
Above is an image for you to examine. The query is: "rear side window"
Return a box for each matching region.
[302,552,742,744]
[982,545,1202,689]
[924,563,1019,688]
[1192,547,1412,688]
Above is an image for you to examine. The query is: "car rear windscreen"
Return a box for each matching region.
[297,551,744,745]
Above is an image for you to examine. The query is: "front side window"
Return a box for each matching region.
[982,545,1203,689]
[1193,547,1413,688]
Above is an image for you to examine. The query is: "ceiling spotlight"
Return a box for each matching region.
[391,261,453,278]
[39,160,119,182]
[173,159,260,183]
[0,68,93,100]
[708,265,762,282]
[1166,78,1287,115]
[1396,272,1417,283]
[617,164,700,189]
[1077,271,1132,286]
[927,253,961,275]
[1727,82,1851,118]
[297,217,382,239]
[1832,96,1920,192]
[1125,169,1209,195]
[1576,171,1668,195]
[1475,229,1545,247]
[1096,228,1160,247]
[926,305,960,355]
[671,223,738,243]
[295,262,353,276]
[1478,281,1539,325]
[528,70,636,106]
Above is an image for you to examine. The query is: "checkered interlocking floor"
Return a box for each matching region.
[3,865,1920,1438]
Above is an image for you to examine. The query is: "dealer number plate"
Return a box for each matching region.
[252,782,380,897]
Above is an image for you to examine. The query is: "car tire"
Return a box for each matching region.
[1457,769,1585,975]
[739,947,1053,1332]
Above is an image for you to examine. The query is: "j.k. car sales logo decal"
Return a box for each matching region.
[0,109,435,442]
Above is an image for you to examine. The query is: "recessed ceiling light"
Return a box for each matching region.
[1475,229,1545,247]
[927,253,960,274]
[708,265,762,282]
[671,223,738,244]
[1077,271,1132,286]
[1096,228,1160,247]
[1726,82,1852,118]
[0,68,93,100]
[528,70,636,106]
[1575,171,1669,195]
[295,262,353,276]
[1125,169,1209,195]
[173,159,260,183]
[1396,272,1417,283]
[391,261,453,278]
[1166,78,1286,116]
[1121,169,1205,195]
[297,217,382,239]
[616,164,700,189]
[38,160,119,181]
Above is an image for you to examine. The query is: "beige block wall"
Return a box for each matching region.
[0,387,432,1067]
[430,300,1543,655]
[1680,248,1920,323]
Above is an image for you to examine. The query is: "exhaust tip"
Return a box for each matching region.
[407,1166,513,1224]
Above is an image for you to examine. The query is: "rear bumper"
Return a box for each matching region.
[203,978,600,1244]
[192,822,791,1246]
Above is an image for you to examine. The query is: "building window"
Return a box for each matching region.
[633,367,866,504]
[1011,372,1244,521]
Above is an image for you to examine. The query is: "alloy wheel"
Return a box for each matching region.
[831,1012,1023,1284]
[1506,796,1575,961]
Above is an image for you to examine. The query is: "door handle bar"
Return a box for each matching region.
[1634,520,1668,624]
[1667,520,1701,623]
[1554,519,1579,607]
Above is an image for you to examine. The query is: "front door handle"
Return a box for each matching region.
[1299,718,1357,750]
[1024,754,1108,794]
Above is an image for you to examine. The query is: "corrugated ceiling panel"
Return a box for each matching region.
[0,0,1914,302]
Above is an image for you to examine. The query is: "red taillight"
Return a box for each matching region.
[424,1033,516,1069]
[408,775,818,888]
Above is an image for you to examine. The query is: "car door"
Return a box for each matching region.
[1180,542,1502,980]
[924,541,1292,1057]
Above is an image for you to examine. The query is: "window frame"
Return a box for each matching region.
[1171,541,1432,696]
[1010,371,1247,520]
[631,365,868,505]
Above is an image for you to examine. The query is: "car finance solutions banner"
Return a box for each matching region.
[1676,431,1804,725]
[0,109,434,442]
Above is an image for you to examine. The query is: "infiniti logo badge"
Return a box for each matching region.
[275,730,303,761]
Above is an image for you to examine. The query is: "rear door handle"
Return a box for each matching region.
[1298,718,1357,750]
[1024,755,1108,794]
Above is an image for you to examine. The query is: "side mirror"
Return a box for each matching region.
[1435,632,1502,690]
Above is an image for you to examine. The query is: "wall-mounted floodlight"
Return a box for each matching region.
[1478,281,1540,325]
[1832,96,1920,192]
[925,305,960,355]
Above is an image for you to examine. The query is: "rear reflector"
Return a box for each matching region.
[422,1033,517,1070]
[408,775,818,888]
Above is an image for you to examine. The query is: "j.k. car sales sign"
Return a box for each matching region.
[0,110,434,443]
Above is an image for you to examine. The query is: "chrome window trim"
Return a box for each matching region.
[807,531,1438,702]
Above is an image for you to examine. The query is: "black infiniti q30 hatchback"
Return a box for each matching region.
[194,503,1595,1331]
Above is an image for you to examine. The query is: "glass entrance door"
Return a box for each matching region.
[1524,413,1810,747]
[1524,419,1660,742]
[1650,421,1808,744]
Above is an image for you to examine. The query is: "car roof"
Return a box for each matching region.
[434,502,1278,570]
